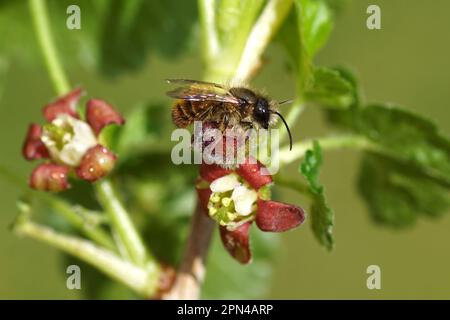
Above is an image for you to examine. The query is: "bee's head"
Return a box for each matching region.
[253,98,271,129]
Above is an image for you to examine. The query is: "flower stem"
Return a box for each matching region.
[95,179,150,267]
[39,194,116,251]
[13,217,159,297]
[279,134,378,165]
[29,0,70,95]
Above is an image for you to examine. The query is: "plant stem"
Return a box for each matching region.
[29,0,70,95]
[273,174,311,196]
[95,179,149,267]
[13,218,159,297]
[235,0,293,80]
[279,134,377,165]
[40,194,116,251]
[163,203,215,299]
[198,0,220,65]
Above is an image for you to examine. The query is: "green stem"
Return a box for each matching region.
[95,179,149,266]
[39,194,116,251]
[273,174,312,196]
[234,0,293,80]
[279,135,378,166]
[198,0,220,65]
[13,219,159,297]
[29,0,70,95]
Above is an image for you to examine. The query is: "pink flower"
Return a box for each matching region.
[196,159,306,264]
[22,88,125,192]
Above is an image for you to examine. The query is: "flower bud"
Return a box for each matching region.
[86,99,125,135]
[22,124,49,160]
[29,163,70,192]
[75,145,116,182]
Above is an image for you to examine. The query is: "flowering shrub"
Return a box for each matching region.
[1,0,447,300]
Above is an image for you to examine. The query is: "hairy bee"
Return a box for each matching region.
[166,79,293,149]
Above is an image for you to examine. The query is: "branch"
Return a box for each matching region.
[163,204,215,299]
[12,214,159,297]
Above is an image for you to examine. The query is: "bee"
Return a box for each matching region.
[166,79,293,149]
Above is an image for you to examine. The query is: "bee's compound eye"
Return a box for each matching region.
[253,98,270,129]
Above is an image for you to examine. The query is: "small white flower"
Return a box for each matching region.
[210,173,240,193]
[231,185,257,216]
[41,114,97,167]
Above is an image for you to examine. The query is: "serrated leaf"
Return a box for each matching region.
[304,67,355,108]
[359,153,450,228]
[300,141,334,250]
[328,104,450,186]
[277,0,334,93]
[298,0,333,57]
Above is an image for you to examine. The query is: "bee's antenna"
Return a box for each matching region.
[273,111,292,151]
[278,99,293,106]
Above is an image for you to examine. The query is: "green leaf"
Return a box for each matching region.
[298,0,333,57]
[328,104,450,186]
[300,141,334,250]
[98,0,197,76]
[276,0,334,93]
[304,67,355,108]
[359,153,450,227]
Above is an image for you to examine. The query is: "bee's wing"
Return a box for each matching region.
[166,80,240,104]
[166,79,226,89]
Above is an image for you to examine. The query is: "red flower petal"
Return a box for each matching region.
[22,123,49,160]
[219,222,252,264]
[29,163,70,192]
[256,200,306,232]
[43,88,83,121]
[196,182,212,216]
[86,99,125,135]
[75,145,116,182]
[199,163,232,183]
[236,158,272,190]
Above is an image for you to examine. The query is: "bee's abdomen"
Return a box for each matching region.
[172,100,206,128]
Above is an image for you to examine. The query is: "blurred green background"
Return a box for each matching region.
[0,0,449,299]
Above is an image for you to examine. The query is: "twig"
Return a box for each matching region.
[163,204,215,299]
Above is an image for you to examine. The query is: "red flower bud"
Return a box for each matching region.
[29,163,70,192]
[75,145,116,182]
[199,163,232,183]
[219,222,252,264]
[43,88,83,121]
[256,200,305,232]
[236,158,272,190]
[22,124,49,160]
[86,99,125,135]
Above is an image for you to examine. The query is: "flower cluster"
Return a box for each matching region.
[196,158,306,264]
[22,88,125,192]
